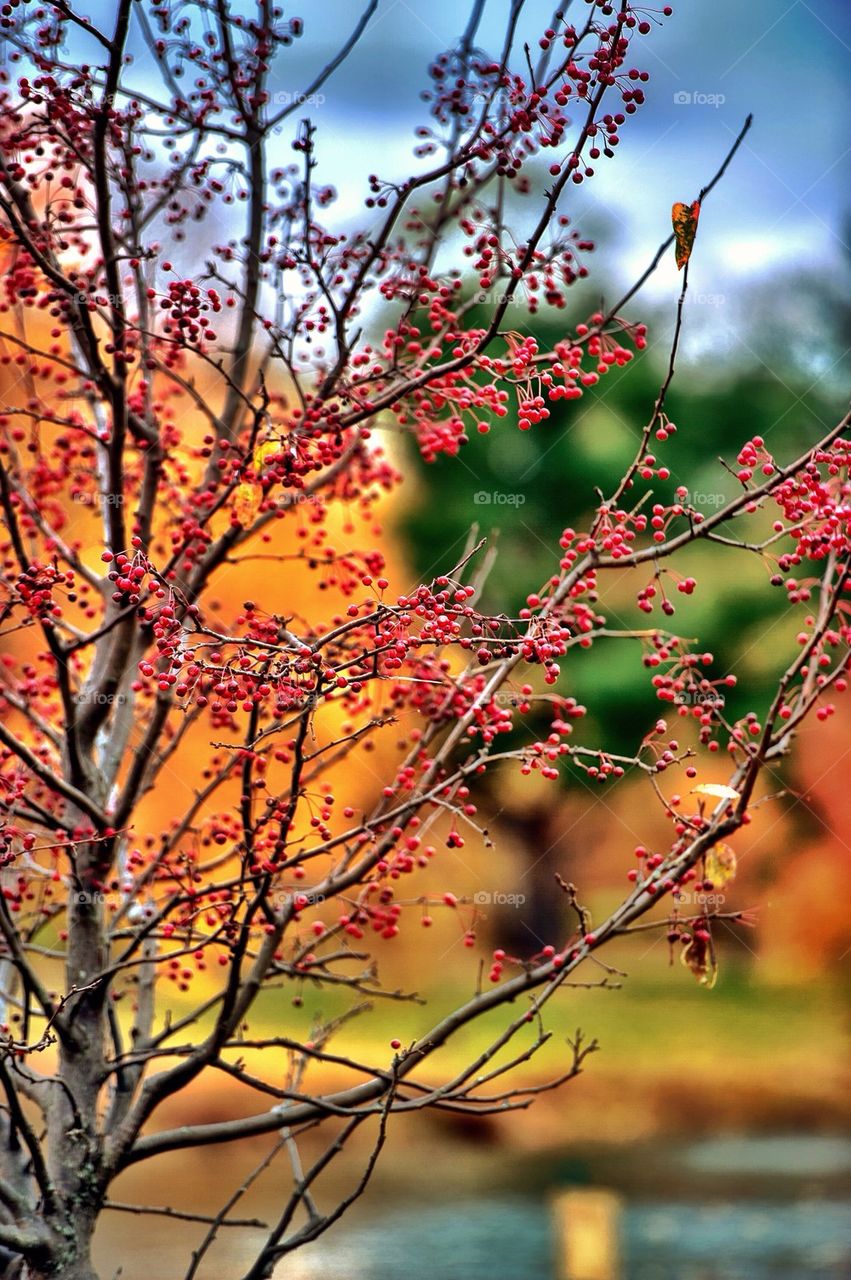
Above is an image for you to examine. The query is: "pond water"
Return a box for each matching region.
[680,1135,851,1178]
[279,1135,851,1280]
[93,1133,851,1278]
[286,1195,851,1279]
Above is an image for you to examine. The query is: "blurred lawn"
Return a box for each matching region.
[151,962,849,1145]
[259,969,847,1079]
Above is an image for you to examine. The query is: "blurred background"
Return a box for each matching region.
[243,4,849,1277]
[11,0,850,1276]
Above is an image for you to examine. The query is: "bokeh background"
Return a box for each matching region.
[6,1,850,1276]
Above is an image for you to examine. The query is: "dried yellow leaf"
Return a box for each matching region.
[705,844,737,887]
[691,783,740,802]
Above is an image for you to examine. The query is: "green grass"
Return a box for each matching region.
[212,964,846,1088]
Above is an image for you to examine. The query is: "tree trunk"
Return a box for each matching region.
[21,1217,99,1280]
[24,1261,98,1280]
[493,802,569,956]
[24,1262,99,1280]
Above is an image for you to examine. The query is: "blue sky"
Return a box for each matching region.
[268,0,850,286]
[27,1,851,376]
[60,1,851,267]
[262,0,850,379]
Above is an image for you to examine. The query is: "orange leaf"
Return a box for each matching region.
[671,199,700,270]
